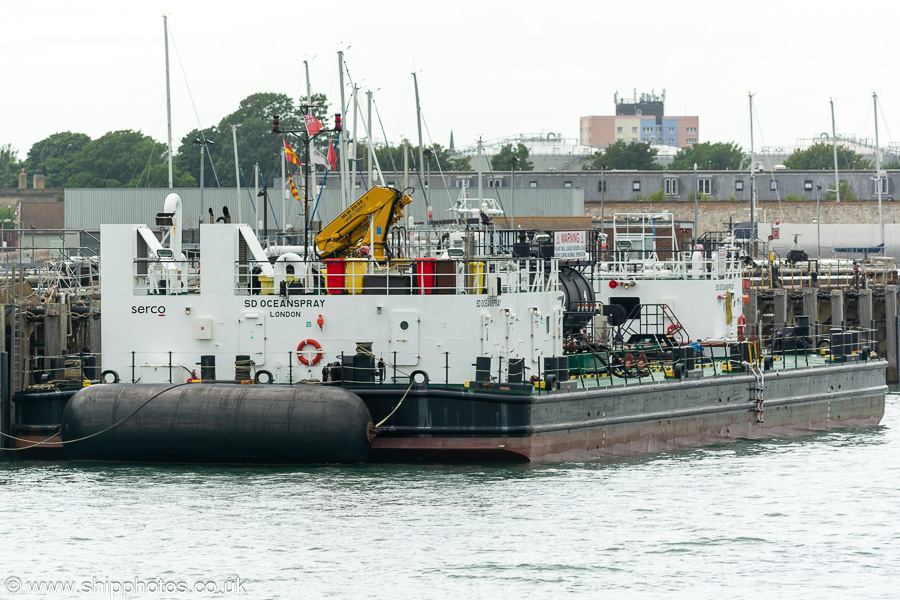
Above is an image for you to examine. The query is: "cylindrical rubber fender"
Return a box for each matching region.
[61,383,372,464]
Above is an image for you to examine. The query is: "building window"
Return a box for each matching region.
[643,127,653,133]
[874,177,889,194]
[804,180,813,191]
[617,137,623,142]
[632,138,637,142]
[632,127,638,133]
[487,178,503,188]
[529,181,537,188]
[564,181,573,188]
[686,138,697,144]
[735,180,744,191]
[617,126,623,133]
[697,178,711,195]
[770,180,778,191]
[597,180,606,192]
[686,127,697,134]
[455,179,470,188]
[664,178,679,195]
[668,127,675,134]
[632,181,641,192]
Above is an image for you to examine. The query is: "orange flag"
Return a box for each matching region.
[284,140,301,166]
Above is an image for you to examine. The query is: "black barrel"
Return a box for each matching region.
[61,384,372,464]
[475,357,492,382]
[508,358,525,383]
[200,355,216,381]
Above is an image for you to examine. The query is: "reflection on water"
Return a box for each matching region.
[0,396,897,599]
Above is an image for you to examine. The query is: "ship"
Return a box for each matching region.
[54,187,886,463]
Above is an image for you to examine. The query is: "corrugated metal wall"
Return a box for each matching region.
[64,187,585,230]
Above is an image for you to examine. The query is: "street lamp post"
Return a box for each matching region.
[423,148,433,226]
[815,185,822,258]
[693,163,699,249]
[600,163,608,231]
[510,156,519,230]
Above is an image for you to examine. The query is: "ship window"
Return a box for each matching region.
[400,320,409,331]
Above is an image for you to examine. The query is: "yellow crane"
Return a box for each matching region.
[314,186,413,260]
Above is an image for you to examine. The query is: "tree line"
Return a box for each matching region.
[2,94,894,190]
[0,92,544,190]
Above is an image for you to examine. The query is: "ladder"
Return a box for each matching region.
[747,361,764,423]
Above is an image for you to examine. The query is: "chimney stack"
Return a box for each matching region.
[18,169,27,189]
[33,171,44,189]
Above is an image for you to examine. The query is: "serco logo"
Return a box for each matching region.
[132,305,167,316]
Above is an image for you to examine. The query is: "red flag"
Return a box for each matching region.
[327,141,338,170]
[304,113,325,136]
[288,173,301,201]
[284,140,301,166]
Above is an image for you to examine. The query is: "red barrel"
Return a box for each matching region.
[324,259,346,294]
[415,258,437,294]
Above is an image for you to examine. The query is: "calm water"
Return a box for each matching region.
[2,395,899,599]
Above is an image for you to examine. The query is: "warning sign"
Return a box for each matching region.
[554,230,588,260]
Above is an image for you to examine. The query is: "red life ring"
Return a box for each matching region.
[737,314,746,337]
[667,323,681,335]
[297,339,324,366]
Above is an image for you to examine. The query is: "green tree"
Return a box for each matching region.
[25,132,92,187]
[490,143,533,172]
[882,159,900,170]
[175,92,328,188]
[0,143,23,188]
[65,130,195,188]
[823,180,859,202]
[783,142,873,170]
[583,141,661,171]
[669,142,747,171]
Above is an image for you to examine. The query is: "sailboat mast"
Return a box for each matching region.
[413,73,427,213]
[232,125,241,223]
[305,59,314,228]
[874,92,884,252]
[338,51,349,209]
[831,98,840,204]
[163,15,173,188]
[748,92,755,248]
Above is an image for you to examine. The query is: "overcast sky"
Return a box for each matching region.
[4,1,898,160]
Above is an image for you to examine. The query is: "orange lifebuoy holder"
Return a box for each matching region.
[737,314,747,337]
[297,339,324,366]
